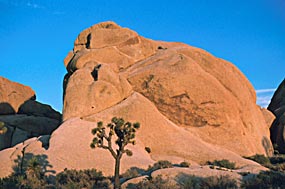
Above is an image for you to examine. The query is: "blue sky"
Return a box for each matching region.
[0,0,284,111]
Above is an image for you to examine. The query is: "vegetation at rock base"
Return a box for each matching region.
[1,154,51,189]
[55,168,111,189]
[244,154,271,167]
[90,117,140,189]
[147,160,173,172]
[126,175,178,189]
[245,154,285,172]
[207,159,236,169]
[242,170,285,189]
[179,161,191,168]
[2,156,285,188]
[126,174,238,189]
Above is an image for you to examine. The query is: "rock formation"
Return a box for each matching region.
[0,21,274,178]
[268,79,285,153]
[0,77,61,150]
[63,21,272,156]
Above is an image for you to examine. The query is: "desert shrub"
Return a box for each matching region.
[177,174,202,189]
[126,175,179,189]
[242,170,285,189]
[177,174,238,189]
[147,160,173,172]
[121,167,146,180]
[55,168,110,189]
[244,154,271,167]
[272,163,285,172]
[179,161,190,168]
[207,159,236,169]
[269,154,285,164]
[0,174,22,189]
[0,155,51,189]
[0,173,50,189]
[202,175,238,189]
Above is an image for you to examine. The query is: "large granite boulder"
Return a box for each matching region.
[63,21,272,157]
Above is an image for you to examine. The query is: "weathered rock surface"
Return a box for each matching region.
[268,79,285,153]
[0,77,61,150]
[0,93,265,178]
[63,21,272,157]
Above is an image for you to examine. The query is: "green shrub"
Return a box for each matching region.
[269,154,285,164]
[0,174,22,189]
[55,168,111,189]
[0,155,51,189]
[126,175,179,189]
[147,160,173,172]
[177,174,202,189]
[244,154,271,167]
[242,170,285,189]
[121,167,146,179]
[207,159,236,169]
[177,173,237,189]
[202,175,238,189]
[179,161,190,168]
[272,163,285,172]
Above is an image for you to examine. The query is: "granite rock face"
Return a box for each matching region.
[0,77,61,150]
[63,21,272,156]
[268,79,285,153]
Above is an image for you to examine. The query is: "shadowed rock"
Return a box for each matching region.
[268,79,285,153]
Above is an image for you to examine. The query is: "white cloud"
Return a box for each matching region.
[256,89,276,94]
[257,95,272,108]
[256,88,276,108]
[26,2,44,9]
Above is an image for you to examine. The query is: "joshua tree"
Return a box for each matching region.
[90,117,140,189]
[0,121,7,134]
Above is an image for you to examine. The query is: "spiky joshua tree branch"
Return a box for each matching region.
[90,117,140,189]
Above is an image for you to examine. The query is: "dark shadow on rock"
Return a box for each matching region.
[18,100,62,121]
[270,117,285,154]
[38,135,51,150]
[0,99,61,151]
[13,152,55,176]
[0,102,15,115]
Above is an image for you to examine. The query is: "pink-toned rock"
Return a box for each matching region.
[63,63,133,120]
[64,21,272,157]
[124,46,271,156]
[0,77,35,114]
[0,93,264,178]
[261,108,275,129]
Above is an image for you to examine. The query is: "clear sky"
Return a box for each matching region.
[1,0,284,111]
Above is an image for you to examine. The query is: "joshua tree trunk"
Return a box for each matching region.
[114,156,121,189]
